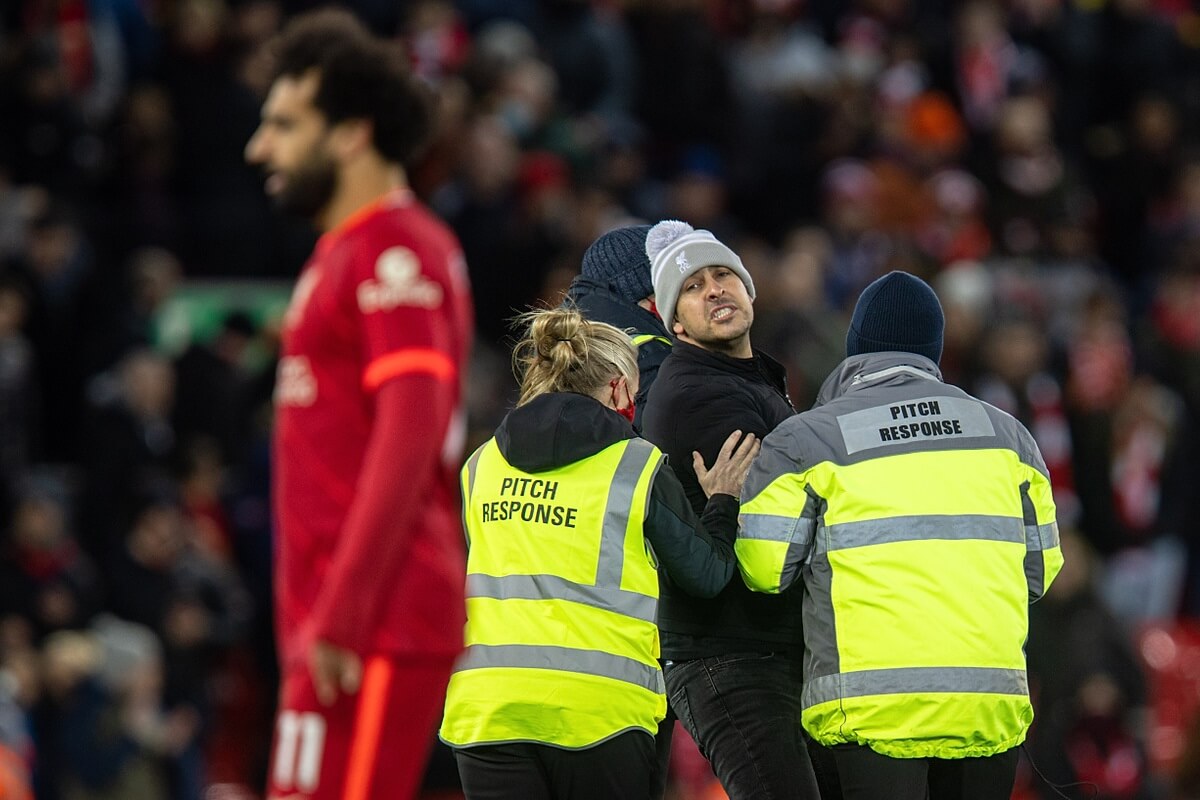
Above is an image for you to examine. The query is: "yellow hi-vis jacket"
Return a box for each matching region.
[441,436,666,749]
[735,353,1063,760]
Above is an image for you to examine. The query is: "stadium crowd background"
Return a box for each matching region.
[3,0,1200,798]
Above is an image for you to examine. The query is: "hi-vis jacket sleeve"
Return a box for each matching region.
[735,422,815,594]
[1017,427,1064,602]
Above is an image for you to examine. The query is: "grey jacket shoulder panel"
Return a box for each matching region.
[770,353,1040,473]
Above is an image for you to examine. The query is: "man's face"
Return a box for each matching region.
[672,265,754,356]
[245,71,337,219]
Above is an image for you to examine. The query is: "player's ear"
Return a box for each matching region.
[329,118,373,161]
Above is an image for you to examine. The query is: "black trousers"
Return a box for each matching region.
[649,704,675,800]
[652,698,839,800]
[454,730,656,800]
[665,652,823,799]
[829,742,1020,800]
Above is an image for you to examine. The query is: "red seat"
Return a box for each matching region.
[1137,620,1200,777]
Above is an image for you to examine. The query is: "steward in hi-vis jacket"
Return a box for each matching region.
[441,306,758,800]
[735,271,1063,800]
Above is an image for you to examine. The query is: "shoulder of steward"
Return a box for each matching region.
[763,380,1041,472]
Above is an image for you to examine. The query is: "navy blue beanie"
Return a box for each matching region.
[581,225,655,305]
[846,271,945,364]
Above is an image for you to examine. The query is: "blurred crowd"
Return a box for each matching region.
[4,0,1200,798]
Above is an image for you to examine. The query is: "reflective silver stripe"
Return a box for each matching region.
[596,439,658,587]
[741,487,820,544]
[464,446,483,499]
[851,365,939,386]
[467,573,658,624]
[1025,521,1058,598]
[781,529,814,591]
[462,446,485,548]
[1025,522,1059,551]
[738,512,800,542]
[818,515,1025,554]
[738,513,815,593]
[802,666,1028,708]
[1020,484,1047,598]
[456,643,664,694]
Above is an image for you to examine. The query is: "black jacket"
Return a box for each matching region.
[564,276,672,430]
[641,340,801,658]
[493,391,739,598]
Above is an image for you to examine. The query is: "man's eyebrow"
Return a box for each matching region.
[261,110,294,126]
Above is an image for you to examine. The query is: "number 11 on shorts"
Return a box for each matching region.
[273,710,327,793]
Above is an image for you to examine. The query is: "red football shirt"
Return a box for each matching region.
[272,190,472,670]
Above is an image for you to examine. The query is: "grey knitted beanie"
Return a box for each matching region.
[646,220,755,333]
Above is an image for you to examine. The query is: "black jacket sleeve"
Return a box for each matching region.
[643,464,738,599]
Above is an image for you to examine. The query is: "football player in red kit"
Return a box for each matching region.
[245,10,472,800]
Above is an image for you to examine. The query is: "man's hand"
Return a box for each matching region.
[309,640,363,706]
[694,430,760,499]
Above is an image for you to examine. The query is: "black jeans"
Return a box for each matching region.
[454,730,656,800]
[664,652,821,799]
[829,742,1020,800]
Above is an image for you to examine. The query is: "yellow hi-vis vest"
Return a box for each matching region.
[440,436,666,749]
[631,333,672,349]
[737,370,1063,760]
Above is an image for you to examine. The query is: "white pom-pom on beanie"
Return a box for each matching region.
[646,219,755,334]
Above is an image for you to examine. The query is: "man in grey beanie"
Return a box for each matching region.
[564,224,672,431]
[639,220,825,799]
[736,270,1063,799]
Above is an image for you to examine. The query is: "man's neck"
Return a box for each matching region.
[318,157,406,233]
[678,333,753,360]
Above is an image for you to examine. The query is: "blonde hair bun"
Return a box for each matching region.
[512,306,639,406]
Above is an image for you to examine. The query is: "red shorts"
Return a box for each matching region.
[266,656,455,800]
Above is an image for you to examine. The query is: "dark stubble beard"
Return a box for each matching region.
[684,306,754,357]
[273,149,338,221]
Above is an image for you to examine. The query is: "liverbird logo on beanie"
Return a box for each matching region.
[675,251,691,273]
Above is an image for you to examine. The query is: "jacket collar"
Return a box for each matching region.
[671,341,790,403]
[495,392,635,473]
[565,276,669,337]
[815,352,943,406]
[672,340,787,384]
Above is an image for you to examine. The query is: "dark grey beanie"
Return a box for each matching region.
[581,225,655,305]
[846,271,945,364]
